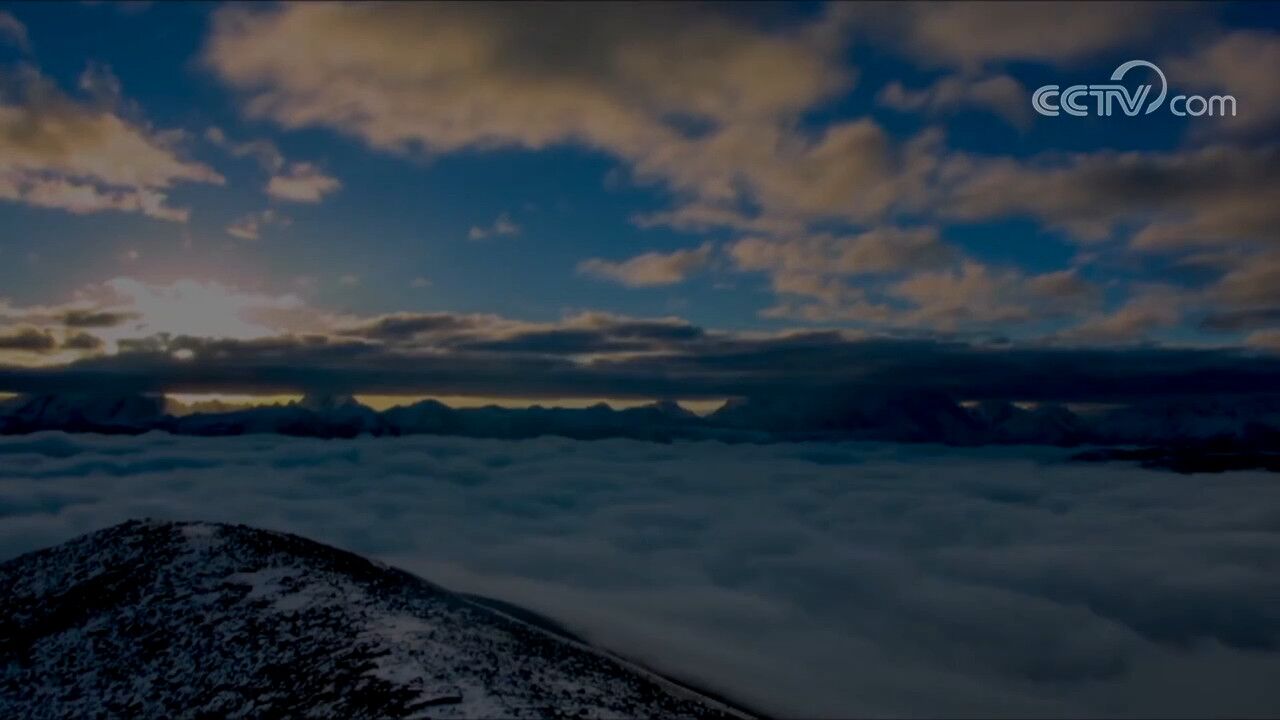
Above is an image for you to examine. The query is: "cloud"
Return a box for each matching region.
[842,2,1204,68]
[225,218,260,241]
[936,144,1280,248]
[0,326,56,353]
[1166,30,1280,138]
[578,243,713,287]
[0,303,117,364]
[0,10,30,52]
[76,62,123,107]
[194,2,1278,345]
[84,277,322,342]
[1189,250,1280,340]
[0,66,223,221]
[730,227,956,278]
[206,126,338,203]
[61,309,138,328]
[204,3,845,154]
[337,310,705,357]
[1201,308,1280,334]
[196,1,1253,255]
[205,126,285,172]
[2,434,1279,717]
[226,208,288,241]
[1247,329,1280,351]
[1055,285,1187,344]
[337,311,499,342]
[452,313,706,355]
[728,226,1101,331]
[2,275,1278,403]
[2,310,1279,403]
[204,4,944,236]
[727,227,957,320]
[265,162,340,203]
[888,263,1101,331]
[60,332,104,352]
[467,212,520,241]
[878,74,1031,128]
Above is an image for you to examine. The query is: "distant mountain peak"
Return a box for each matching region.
[297,393,367,413]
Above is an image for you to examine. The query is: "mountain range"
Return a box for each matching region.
[1,390,1278,465]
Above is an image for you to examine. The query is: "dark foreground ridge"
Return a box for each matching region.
[0,520,751,719]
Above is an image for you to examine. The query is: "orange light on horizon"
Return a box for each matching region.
[163,393,726,415]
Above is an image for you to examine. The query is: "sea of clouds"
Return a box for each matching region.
[1,432,1278,717]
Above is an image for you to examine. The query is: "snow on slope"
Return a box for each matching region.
[0,520,749,719]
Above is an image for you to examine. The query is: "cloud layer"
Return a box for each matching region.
[2,433,1278,717]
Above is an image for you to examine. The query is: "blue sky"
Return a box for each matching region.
[1,2,1279,401]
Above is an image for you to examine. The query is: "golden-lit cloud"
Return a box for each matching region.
[206,126,340,203]
[578,243,713,287]
[265,162,340,203]
[203,3,936,235]
[757,259,1102,332]
[93,278,321,341]
[226,208,288,241]
[729,227,955,278]
[0,66,223,221]
[0,2,1271,359]
[0,278,331,365]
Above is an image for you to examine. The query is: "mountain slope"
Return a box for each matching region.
[0,520,749,719]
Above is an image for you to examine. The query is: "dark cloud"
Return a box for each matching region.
[61,332,105,351]
[456,317,705,355]
[938,144,1280,248]
[337,313,493,342]
[0,327,56,353]
[1200,308,1280,333]
[3,324,1280,403]
[457,329,658,355]
[838,2,1207,68]
[62,309,138,329]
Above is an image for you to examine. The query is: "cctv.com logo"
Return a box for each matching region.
[1032,60,1237,117]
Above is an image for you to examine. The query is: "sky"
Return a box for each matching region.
[2,1,1280,404]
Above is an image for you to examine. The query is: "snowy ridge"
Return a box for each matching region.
[0,520,751,719]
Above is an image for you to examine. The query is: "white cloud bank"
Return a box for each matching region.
[1,434,1278,718]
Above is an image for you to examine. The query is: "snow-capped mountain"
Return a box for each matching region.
[0,520,749,719]
[169,393,389,438]
[1089,395,1280,445]
[969,400,1090,446]
[708,387,985,443]
[0,393,166,435]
